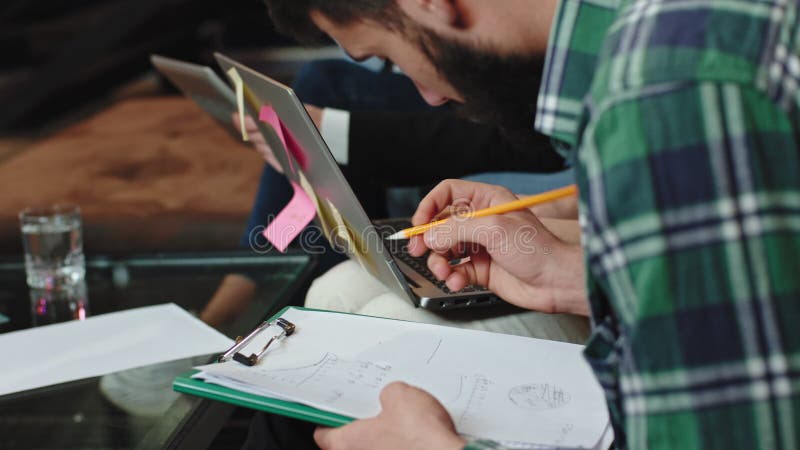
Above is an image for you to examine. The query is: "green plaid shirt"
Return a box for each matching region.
[468,0,800,449]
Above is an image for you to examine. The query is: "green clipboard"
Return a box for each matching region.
[172,306,354,428]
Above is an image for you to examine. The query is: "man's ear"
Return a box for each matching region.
[397,0,462,30]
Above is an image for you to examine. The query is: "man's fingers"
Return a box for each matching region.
[412,180,456,226]
[304,103,324,129]
[427,252,453,281]
[233,113,259,132]
[413,179,488,226]
[406,236,428,257]
[428,249,485,291]
[424,215,514,254]
[243,114,258,128]
[248,128,266,140]
[379,381,411,406]
[431,206,455,222]
[426,250,485,291]
[231,113,282,174]
[445,270,469,292]
[431,204,471,222]
[266,156,283,174]
[313,426,334,449]
[412,180,519,226]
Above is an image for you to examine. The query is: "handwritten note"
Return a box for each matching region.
[226,68,248,141]
[259,105,308,173]
[263,181,317,252]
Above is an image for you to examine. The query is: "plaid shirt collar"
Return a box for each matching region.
[535,0,620,147]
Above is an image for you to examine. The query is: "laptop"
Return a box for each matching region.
[154,52,501,310]
[151,55,241,139]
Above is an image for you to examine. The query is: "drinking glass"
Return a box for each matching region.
[29,281,90,326]
[19,204,86,289]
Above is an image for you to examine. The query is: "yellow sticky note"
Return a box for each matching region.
[226,67,249,141]
[326,199,351,250]
[297,171,317,205]
[345,218,375,273]
[325,199,374,273]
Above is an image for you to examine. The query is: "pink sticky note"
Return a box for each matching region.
[282,124,309,169]
[263,181,317,252]
[258,105,308,173]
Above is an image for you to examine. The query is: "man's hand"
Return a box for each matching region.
[529,193,579,220]
[233,112,283,173]
[407,179,589,316]
[232,104,323,174]
[304,104,323,129]
[314,382,465,450]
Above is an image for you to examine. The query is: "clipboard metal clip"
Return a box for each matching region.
[219,318,296,366]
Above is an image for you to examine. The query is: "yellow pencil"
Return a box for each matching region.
[385,184,578,240]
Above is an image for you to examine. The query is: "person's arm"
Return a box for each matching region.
[347,110,565,186]
[582,82,800,448]
[199,274,256,328]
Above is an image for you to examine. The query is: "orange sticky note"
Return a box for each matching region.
[259,105,309,173]
[263,181,317,252]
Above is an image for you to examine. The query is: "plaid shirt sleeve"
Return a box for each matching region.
[578,79,800,449]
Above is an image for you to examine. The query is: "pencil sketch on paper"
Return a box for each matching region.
[508,382,571,410]
[425,338,443,365]
[448,374,493,429]
[260,351,500,429]
[193,307,611,449]
[262,352,393,390]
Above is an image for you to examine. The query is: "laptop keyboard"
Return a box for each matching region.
[377,219,486,295]
[393,246,453,293]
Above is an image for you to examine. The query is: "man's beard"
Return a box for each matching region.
[413,27,545,147]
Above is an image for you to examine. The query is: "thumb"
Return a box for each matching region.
[313,426,335,449]
[379,381,411,408]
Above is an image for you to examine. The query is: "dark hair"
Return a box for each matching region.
[265,0,407,44]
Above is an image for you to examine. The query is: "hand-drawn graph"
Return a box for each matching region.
[508,382,571,410]
[261,353,393,390]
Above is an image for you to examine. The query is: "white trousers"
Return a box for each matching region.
[305,261,590,344]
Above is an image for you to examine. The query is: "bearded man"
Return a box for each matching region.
[248,1,800,449]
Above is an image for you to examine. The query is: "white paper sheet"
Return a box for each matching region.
[0,303,232,397]
[196,308,610,449]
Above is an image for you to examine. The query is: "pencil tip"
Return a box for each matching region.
[385,231,407,240]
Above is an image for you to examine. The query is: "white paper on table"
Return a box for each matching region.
[195,308,609,449]
[0,303,232,397]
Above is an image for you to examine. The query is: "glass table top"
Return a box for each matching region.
[0,251,315,450]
